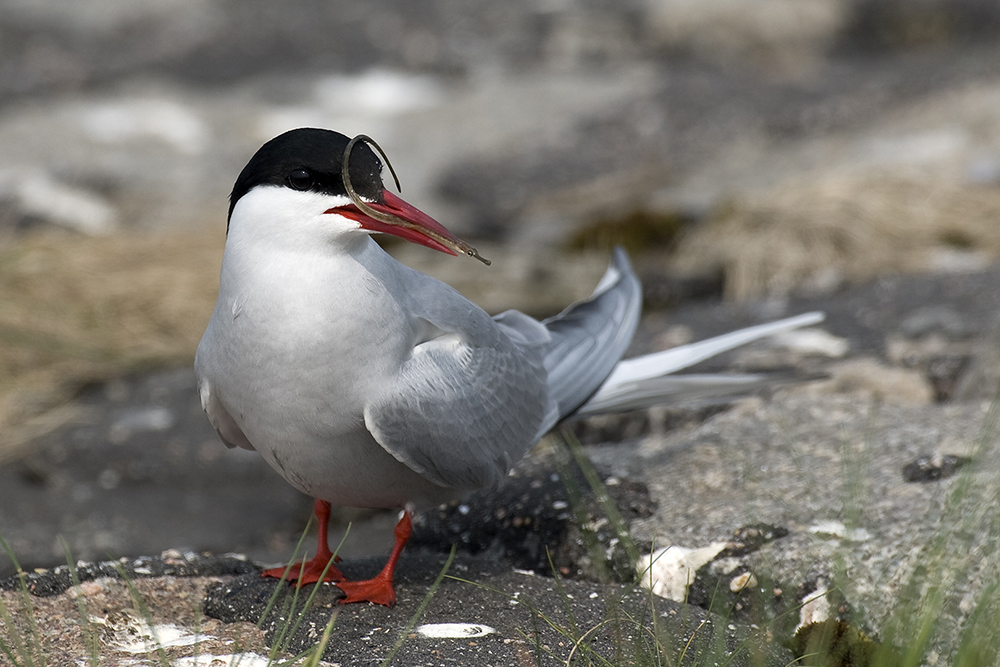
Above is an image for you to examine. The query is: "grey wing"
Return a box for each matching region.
[364,332,550,490]
[364,270,553,491]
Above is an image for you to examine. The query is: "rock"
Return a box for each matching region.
[629,392,1000,658]
[644,0,850,72]
[0,552,257,597]
[78,96,210,155]
[636,523,793,632]
[901,453,971,482]
[638,542,728,602]
[0,572,272,667]
[801,357,935,405]
[0,169,118,235]
[0,548,794,666]
[843,0,1000,52]
[899,305,978,339]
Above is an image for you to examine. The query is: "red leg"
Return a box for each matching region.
[262,499,346,585]
[336,511,412,607]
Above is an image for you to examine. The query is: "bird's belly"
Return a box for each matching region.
[210,329,447,507]
[251,426,454,509]
[199,256,453,508]
[212,349,454,508]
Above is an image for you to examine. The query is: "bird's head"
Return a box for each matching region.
[227,128,488,264]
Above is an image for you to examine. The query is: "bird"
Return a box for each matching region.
[195,127,823,607]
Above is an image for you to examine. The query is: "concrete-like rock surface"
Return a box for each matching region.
[3,552,796,667]
[5,260,1000,663]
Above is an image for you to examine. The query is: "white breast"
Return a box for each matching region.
[196,228,452,508]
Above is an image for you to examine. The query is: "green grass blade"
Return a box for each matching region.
[60,539,99,667]
[300,610,338,667]
[0,635,25,667]
[0,533,43,667]
[379,545,457,667]
[278,524,351,653]
[0,575,29,667]
[111,560,170,667]
[560,427,642,571]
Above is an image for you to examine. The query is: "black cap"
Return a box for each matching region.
[228,128,385,227]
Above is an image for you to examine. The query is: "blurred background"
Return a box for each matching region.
[2,0,1000,577]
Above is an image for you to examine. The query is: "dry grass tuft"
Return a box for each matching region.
[673,171,1000,300]
[0,230,225,462]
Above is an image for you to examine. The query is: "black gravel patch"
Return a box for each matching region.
[683,524,795,636]
[410,455,656,583]
[0,551,259,597]
[721,524,791,558]
[902,454,972,483]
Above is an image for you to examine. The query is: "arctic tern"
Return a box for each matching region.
[195,128,822,606]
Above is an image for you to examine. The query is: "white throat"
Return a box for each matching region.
[228,185,364,254]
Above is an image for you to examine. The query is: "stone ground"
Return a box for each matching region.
[2,552,795,667]
[4,262,1000,664]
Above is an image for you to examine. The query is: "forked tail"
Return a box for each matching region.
[539,247,825,422]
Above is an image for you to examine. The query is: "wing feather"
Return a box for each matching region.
[541,247,642,420]
[364,270,551,490]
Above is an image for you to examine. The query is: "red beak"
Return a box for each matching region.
[327,191,488,264]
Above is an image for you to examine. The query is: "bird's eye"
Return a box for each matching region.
[288,169,314,191]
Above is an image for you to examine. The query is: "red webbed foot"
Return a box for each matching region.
[335,511,412,607]
[336,573,397,607]
[266,499,413,607]
[262,554,345,585]
[262,498,345,586]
